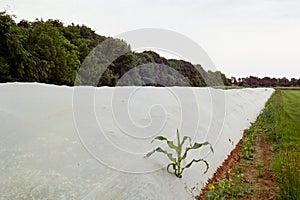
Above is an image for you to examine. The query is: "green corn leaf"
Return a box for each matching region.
[181,141,212,161]
[176,129,182,156]
[145,147,176,163]
[167,163,177,174]
[152,136,178,151]
[176,129,180,145]
[183,158,209,174]
[181,136,192,147]
[145,149,156,158]
[190,141,210,150]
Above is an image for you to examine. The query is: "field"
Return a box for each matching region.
[201,90,300,199]
[0,83,274,199]
[273,90,300,199]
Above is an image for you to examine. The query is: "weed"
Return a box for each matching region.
[240,123,258,160]
[205,176,251,200]
[253,162,265,178]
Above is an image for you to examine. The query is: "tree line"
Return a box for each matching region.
[0,12,230,87]
[1,12,298,88]
[229,76,300,87]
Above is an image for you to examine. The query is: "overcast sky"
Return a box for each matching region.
[1,0,299,78]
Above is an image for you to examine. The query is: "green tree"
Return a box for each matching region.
[0,12,231,87]
[62,24,106,63]
[25,21,80,84]
[98,69,119,86]
[78,38,130,86]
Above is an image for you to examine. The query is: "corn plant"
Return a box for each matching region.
[145,129,213,178]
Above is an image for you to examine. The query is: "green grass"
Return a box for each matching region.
[212,86,245,90]
[258,90,300,199]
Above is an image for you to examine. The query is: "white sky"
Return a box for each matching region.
[1,0,299,78]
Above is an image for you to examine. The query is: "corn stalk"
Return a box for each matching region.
[145,129,213,178]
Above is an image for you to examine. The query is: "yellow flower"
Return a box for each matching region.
[218,180,225,189]
[208,183,215,190]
